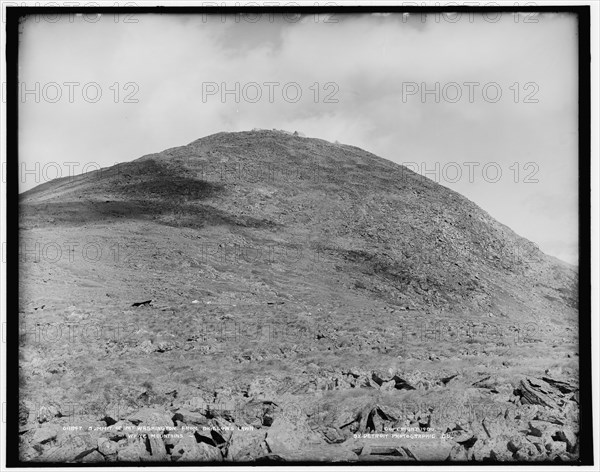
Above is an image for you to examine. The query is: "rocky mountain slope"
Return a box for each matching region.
[18,130,580,463]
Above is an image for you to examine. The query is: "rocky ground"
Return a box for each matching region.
[17,130,580,463]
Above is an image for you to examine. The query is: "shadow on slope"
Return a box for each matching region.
[19,199,280,231]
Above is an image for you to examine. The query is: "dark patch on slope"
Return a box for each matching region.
[337,248,485,308]
[19,200,280,231]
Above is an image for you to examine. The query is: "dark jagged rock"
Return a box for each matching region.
[517,378,560,409]
[541,377,577,394]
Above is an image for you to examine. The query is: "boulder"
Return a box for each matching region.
[470,437,512,461]
[225,429,268,461]
[36,404,62,424]
[545,440,567,456]
[555,427,578,452]
[116,436,152,462]
[448,444,469,461]
[39,433,98,462]
[32,425,60,445]
[172,435,221,462]
[321,427,346,444]
[507,437,525,453]
[145,434,169,461]
[482,417,510,438]
[265,417,307,454]
[541,377,577,394]
[518,378,560,409]
[98,437,119,456]
[79,450,105,463]
[127,408,174,428]
[173,409,208,426]
[513,442,543,461]
[528,420,559,440]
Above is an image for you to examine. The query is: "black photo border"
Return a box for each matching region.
[4,3,593,467]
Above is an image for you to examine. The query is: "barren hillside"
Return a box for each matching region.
[18,130,580,463]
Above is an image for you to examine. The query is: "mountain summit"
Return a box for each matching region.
[21,129,576,319]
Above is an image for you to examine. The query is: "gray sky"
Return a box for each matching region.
[18,11,579,264]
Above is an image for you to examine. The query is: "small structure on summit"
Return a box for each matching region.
[266,128,306,136]
[254,128,306,137]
